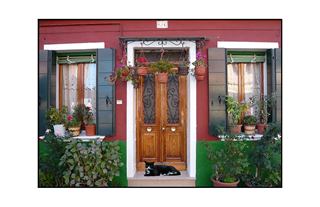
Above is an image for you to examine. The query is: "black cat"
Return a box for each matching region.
[144,161,181,176]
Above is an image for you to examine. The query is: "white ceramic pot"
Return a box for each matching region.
[53,124,66,136]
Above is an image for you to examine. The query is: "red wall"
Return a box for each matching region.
[39,19,282,142]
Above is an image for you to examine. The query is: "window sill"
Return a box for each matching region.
[39,130,105,142]
[218,130,281,141]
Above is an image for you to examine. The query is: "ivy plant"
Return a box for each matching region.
[59,139,124,187]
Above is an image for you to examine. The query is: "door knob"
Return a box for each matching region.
[162,127,165,131]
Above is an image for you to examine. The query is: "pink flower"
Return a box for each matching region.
[45,129,51,133]
[55,130,61,136]
[67,117,72,120]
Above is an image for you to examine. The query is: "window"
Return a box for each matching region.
[58,55,97,124]
[227,52,265,120]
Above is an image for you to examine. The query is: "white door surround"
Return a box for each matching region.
[126,41,197,178]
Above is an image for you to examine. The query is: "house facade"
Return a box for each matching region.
[38,19,282,187]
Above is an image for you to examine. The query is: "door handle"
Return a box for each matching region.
[162,127,165,131]
[106,95,112,107]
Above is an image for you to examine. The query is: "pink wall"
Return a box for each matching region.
[39,19,282,141]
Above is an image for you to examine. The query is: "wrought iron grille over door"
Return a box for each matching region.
[167,73,179,124]
[143,73,155,124]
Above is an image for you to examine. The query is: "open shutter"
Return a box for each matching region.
[96,48,116,136]
[208,48,228,135]
[39,50,56,135]
[267,48,281,125]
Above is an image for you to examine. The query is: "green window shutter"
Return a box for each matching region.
[39,50,56,135]
[208,48,228,135]
[267,48,281,125]
[96,48,116,136]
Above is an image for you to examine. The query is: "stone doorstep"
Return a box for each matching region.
[127,171,196,187]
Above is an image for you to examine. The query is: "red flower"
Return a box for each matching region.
[67,116,72,120]
[86,107,90,111]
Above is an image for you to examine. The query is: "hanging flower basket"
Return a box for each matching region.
[195,66,206,76]
[156,72,169,84]
[136,66,148,76]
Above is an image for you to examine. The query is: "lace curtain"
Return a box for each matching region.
[62,63,96,123]
[227,63,261,119]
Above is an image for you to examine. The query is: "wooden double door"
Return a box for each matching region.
[136,72,187,171]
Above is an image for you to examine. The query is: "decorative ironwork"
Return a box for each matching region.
[143,73,155,124]
[167,73,179,123]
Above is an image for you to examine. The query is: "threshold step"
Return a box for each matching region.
[127,171,196,187]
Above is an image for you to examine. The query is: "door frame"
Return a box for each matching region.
[126,41,197,178]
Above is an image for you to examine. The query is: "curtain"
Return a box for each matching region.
[227,63,239,101]
[84,63,96,123]
[62,64,78,116]
[244,63,261,119]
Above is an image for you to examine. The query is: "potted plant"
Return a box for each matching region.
[252,92,277,134]
[151,58,175,84]
[136,56,149,76]
[45,105,68,136]
[242,114,257,135]
[225,96,250,133]
[191,52,208,81]
[177,49,189,76]
[83,106,95,136]
[65,116,81,137]
[59,139,124,187]
[203,125,249,187]
[241,123,281,187]
[126,65,139,88]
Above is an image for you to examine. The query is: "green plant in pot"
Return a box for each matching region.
[225,96,249,133]
[242,114,257,135]
[83,107,96,136]
[59,139,124,187]
[241,122,281,187]
[177,48,189,76]
[251,92,277,134]
[45,105,68,136]
[65,116,81,137]
[151,58,175,84]
[203,125,249,187]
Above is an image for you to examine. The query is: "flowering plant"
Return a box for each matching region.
[242,115,257,125]
[136,57,149,67]
[226,96,250,124]
[45,105,68,125]
[126,66,139,87]
[192,52,208,67]
[65,116,81,128]
[83,107,94,125]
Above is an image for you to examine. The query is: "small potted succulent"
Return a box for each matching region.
[45,105,68,136]
[83,107,95,136]
[151,58,175,84]
[136,56,149,76]
[191,52,208,81]
[242,113,257,135]
[252,92,277,134]
[203,125,249,187]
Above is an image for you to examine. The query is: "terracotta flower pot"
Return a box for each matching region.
[195,74,204,81]
[229,124,242,134]
[178,66,189,75]
[122,70,129,76]
[121,75,127,82]
[157,72,169,84]
[137,67,148,76]
[211,175,240,187]
[195,66,206,76]
[85,125,96,136]
[257,123,268,134]
[244,125,256,135]
[68,126,81,137]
